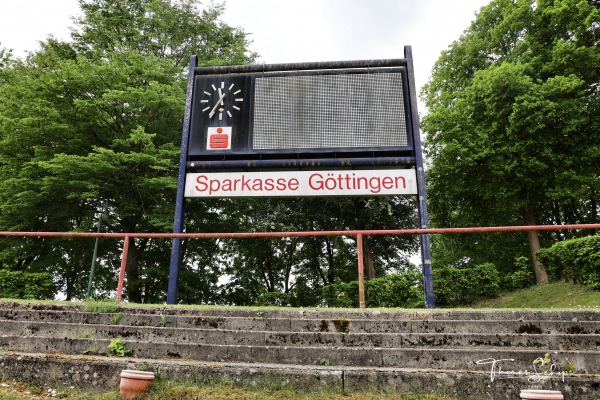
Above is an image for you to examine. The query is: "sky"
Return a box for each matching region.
[0,0,491,112]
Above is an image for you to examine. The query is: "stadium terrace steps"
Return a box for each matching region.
[0,302,599,399]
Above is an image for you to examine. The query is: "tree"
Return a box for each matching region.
[1,0,420,306]
[421,0,600,283]
[0,0,255,302]
[216,196,419,306]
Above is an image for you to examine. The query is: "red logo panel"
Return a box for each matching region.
[207,127,232,150]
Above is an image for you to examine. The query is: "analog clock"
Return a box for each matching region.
[188,75,251,155]
[199,81,245,122]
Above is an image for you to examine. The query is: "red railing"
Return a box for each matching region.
[2,223,600,307]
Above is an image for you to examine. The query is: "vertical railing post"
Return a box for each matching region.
[168,55,198,305]
[116,235,130,305]
[357,234,366,309]
[405,45,435,308]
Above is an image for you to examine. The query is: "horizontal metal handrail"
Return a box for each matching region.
[2,223,599,306]
[2,223,600,239]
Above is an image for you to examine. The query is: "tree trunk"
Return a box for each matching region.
[65,275,73,301]
[523,210,548,284]
[325,237,336,284]
[362,237,377,280]
[125,239,142,303]
[311,238,328,286]
[125,238,149,303]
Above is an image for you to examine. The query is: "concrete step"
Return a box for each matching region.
[1,334,599,373]
[1,303,599,399]
[1,350,600,400]
[1,302,599,321]
[1,308,599,335]
[1,320,599,351]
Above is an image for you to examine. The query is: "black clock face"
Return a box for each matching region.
[200,80,245,122]
[188,75,251,155]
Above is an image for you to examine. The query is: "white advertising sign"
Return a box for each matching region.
[185,169,417,198]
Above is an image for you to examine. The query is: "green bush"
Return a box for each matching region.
[255,291,293,307]
[536,235,600,289]
[0,270,56,300]
[322,273,423,308]
[432,263,500,307]
[502,256,537,291]
[365,273,423,308]
[321,264,500,309]
[322,281,359,308]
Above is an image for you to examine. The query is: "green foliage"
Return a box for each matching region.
[0,0,255,304]
[320,358,331,366]
[84,298,118,313]
[316,264,501,308]
[0,1,422,307]
[322,281,359,308]
[421,0,600,283]
[323,272,423,308]
[110,312,123,325]
[365,273,424,308]
[107,338,131,357]
[433,263,500,307]
[504,256,537,291]
[0,270,55,300]
[255,291,293,307]
[72,0,256,66]
[218,196,418,307]
[536,235,600,289]
[474,281,600,309]
[157,313,171,327]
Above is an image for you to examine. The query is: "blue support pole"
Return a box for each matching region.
[404,46,435,308]
[167,55,197,304]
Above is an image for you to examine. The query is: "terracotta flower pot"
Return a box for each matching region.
[119,370,155,399]
[520,389,564,399]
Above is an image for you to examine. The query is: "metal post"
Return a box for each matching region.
[168,55,198,304]
[85,213,103,300]
[357,234,366,309]
[405,45,435,308]
[116,235,130,305]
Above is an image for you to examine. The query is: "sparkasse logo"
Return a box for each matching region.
[207,126,232,150]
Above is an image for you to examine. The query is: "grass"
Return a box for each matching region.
[3,282,600,313]
[85,299,119,313]
[0,379,455,400]
[473,281,600,309]
[2,282,600,313]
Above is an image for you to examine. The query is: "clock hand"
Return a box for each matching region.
[209,90,226,118]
